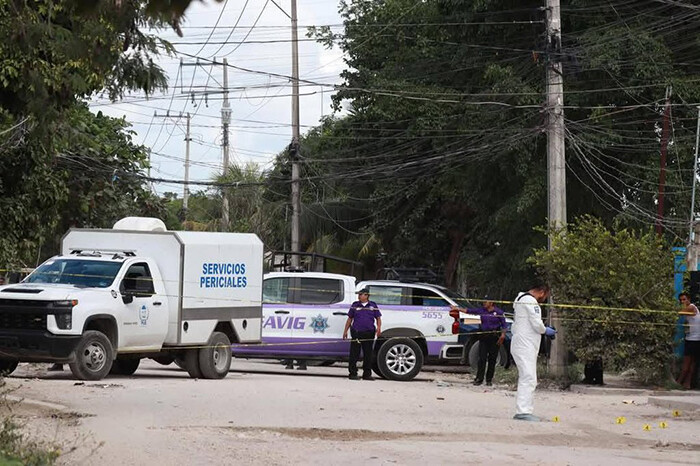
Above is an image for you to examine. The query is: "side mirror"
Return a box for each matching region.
[122,293,134,304]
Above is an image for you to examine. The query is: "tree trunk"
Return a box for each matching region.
[444,229,466,288]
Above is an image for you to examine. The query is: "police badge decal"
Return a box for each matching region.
[309,314,330,333]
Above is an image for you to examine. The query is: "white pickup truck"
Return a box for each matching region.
[0,217,263,380]
[232,271,476,381]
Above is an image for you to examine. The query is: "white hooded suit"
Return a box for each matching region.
[511,292,547,415]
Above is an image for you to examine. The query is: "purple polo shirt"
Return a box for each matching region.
[348,300,381,332]
[466,306,506,332]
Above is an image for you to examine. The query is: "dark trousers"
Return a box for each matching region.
[349,329,375,377]
[476,334,500,383]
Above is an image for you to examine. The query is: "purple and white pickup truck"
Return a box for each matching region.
[232,271,477,381]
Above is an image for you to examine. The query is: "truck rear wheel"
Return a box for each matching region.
[173,355,186,370]
[69,330,114,381]
[184,349,203,379]
[110,357,140,376]
[0,360,18,376]
[377,337,423,381]
[198,332,231,379]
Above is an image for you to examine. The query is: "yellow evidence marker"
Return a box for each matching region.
[551,416,560,423]
[643,424,652,431]
[672,410,681,417]
[658,422,668,429]
[615,417,626,425]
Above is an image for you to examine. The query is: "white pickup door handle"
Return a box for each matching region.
[153,302,162,306]
[333,312,348,316]
[275,310,290,314]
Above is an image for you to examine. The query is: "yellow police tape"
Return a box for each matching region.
[191,329,504,351]
[0,267,690,316]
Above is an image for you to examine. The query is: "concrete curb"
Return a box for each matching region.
[649,390,699,397]
[569,385,651,396]
[647,396,700,411]
[570,384,699,397]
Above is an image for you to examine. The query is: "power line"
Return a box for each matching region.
[208,0,251,58]
[192,0,230,57]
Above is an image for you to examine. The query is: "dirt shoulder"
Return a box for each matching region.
[4,360,700,465]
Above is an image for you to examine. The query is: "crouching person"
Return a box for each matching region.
[343,288,381,381]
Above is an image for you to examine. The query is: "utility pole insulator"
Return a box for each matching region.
[289,142,299,160]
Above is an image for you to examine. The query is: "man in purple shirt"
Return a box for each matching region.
[452,296,506,386]
[343,288,382,380]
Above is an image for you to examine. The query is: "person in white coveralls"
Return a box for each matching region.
[511,283,557,421]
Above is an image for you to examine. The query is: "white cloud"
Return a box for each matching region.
[90,0,345,195]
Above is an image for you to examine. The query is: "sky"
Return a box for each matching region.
[90,0,345,196]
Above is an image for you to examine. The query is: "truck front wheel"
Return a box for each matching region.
[377,338,423,381]
[198,332,232,379]
[0,360,18,376]
[69,330,114,381]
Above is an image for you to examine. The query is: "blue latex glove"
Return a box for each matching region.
[544,326,557,338]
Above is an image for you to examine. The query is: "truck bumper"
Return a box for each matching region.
[0,330,81,362]
[426,340,464,361]
[439,343,465,360]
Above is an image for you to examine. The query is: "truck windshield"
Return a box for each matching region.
[24,259,123,288]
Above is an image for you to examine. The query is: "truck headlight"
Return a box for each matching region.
[55,313,72,330]
[52,300,77,330]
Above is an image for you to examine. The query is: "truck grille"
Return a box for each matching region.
[0,313,46,330]
[0,299,52,330]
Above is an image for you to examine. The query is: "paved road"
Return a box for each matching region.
[6,360,700,465]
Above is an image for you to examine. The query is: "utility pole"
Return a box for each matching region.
[221,58,231,231]
[656,86,672,236]
[153,111,191,222]
[687,107,700,270]
[545,0,567,377]
[290,0,301,267]
[179,57,231,230]
[184,113,191,213]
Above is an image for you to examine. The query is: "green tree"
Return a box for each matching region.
[0,0,170,269]
[531,216,677,383]
[296,0,700,297]
[1,104,166,266]
[217,163,287,246]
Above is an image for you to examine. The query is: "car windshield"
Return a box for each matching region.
[24,259,123,288]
